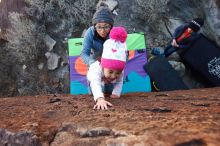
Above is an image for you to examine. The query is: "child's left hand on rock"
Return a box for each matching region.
[110,94,120,98]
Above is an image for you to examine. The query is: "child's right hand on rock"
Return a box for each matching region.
[93,97,113,110]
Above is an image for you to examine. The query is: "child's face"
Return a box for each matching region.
[103,68,122,82]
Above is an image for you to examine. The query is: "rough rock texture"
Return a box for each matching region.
[0,0,26,40]
[0,88,220,146]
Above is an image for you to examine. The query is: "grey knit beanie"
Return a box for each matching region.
[92,6,114,26]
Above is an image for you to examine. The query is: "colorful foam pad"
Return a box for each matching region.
[68,33,151,94]
[68,33,146,56]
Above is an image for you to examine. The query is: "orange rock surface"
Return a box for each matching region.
[0,87,220,146]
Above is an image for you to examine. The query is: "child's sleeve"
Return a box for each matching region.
[87,62,104,101]
[112,73,124,96]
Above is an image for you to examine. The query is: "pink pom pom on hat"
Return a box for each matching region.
[109,27,127,43]
[101,27,128,71]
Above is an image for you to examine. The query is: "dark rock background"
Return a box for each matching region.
[1,0,220,96]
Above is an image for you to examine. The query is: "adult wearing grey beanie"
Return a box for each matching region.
[80,6,114,66]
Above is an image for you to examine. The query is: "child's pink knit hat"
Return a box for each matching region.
[101,27,128,71]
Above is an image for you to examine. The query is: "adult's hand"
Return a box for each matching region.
[171,39,179,47]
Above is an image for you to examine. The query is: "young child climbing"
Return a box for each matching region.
[87,27,128,110]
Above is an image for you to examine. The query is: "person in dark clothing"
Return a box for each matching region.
[152,18,204,57]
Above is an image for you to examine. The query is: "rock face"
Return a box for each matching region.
[0,88,220,145]
[0,0,26,40]
[0,129,40,146]
[1,0,220,96]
